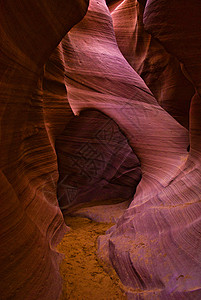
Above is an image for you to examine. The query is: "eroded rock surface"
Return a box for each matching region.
[0,1,89,299]
[110,0,195,129]
[56,110,141,213]
[56,0,201,298]
[0,0,201,299]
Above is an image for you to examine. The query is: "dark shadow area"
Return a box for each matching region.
[55,109,142,215]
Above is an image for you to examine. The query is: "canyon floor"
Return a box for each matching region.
[57,215,126,299]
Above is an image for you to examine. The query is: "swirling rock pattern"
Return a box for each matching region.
[110,0,195,129]
[1,0,201,299]
[57,0,201,298]
[56,109,141,213]
[0,1,89,299]
[143,0,201,156]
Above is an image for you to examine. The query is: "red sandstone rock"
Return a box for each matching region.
[57,0,201,298]
[110,0,195,129]
[143,0,201,156]
[56,110,141,213]
[60,0,189,188]
[0,1,88,299]
[1,0,201,299]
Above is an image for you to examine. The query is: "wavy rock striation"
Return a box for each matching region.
[110,0,195,129]
[0,1,88,299]
[56,109,141,213]
[56,0,201,298]
[1,0,201,299]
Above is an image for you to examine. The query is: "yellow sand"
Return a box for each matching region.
[57,216,126,299]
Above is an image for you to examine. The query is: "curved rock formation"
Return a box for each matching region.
[0,1,88,299]
[1,0,201,299]
[56,109,141,213]
[143,0,201,155]
[56,0,201,298]
[110,0,195,129]
[60,0,189,201]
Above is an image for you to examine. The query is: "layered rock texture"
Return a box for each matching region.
[0,1,89,299]
[0,0,201,299]
[56,109,141,213]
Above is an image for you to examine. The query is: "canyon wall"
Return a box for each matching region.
[0,0,201,299]
[57,0,201,298]
[0,1,89,299]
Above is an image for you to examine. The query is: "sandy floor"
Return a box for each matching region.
[57,215,126,299]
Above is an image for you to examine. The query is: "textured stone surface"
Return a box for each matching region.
[60,0,189,197]
[1,0,201,299]
[143,0,201,155]
[110,0,194,129]
[56,0,201,298]
[56,110,141,213]
[0,1,88,299]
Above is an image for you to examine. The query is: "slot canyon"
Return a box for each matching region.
[0,0,201,299]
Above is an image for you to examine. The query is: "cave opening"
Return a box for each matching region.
[55,109,142,216]
[55,109,142,299]
[1,0,201,299]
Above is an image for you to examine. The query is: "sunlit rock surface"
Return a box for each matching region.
[110,0,195,129]
[57,0,201,298]
[0,0,201,299]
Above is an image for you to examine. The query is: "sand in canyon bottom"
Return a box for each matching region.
[57,215,126,299]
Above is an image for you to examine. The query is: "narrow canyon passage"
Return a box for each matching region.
[57,214,126,299]
[1,0,201,299]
